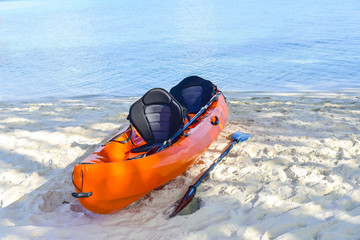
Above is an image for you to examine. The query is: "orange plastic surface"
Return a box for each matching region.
[72,94,228,214]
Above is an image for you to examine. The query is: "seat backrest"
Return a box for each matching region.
[170,76,215,114]
[128,88,185,145]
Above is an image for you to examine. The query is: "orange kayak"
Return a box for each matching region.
[72,93,228,214]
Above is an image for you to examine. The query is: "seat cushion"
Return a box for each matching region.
[128,88,185,146]
[145,104,171,141]
[170,76,215,114]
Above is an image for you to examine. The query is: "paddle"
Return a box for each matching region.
[168,131,251,218]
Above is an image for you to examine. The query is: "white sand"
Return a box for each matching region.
[1,92,360,240]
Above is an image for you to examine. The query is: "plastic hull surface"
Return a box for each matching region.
[72,94,228,214]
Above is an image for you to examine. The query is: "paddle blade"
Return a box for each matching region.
[232,132,252,143]
[169,186,197,218]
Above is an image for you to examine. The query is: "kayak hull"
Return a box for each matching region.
[72,94,228,214]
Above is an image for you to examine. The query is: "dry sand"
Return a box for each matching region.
[0,92,359,239]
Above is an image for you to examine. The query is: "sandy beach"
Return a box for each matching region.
[1,92,360,240]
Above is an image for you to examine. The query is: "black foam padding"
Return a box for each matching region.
[129,88,185,147]
[170,76,215,114]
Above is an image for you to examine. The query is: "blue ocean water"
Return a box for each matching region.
[1,0,360,101]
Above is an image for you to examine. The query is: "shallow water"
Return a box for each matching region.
[1,0,360,101]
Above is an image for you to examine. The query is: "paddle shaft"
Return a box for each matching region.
[192,140,237,189]
[192,132,251,188]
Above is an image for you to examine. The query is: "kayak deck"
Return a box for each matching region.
[72,94,228,214]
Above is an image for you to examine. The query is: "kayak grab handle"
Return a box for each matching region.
[72,192,93,198]
[211,116,219,125]
[72,168,93,198]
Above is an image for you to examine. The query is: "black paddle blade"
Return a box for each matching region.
[169,186,197,218]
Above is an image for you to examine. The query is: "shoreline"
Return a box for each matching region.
[1,92,360,239]
[2,89,360,104]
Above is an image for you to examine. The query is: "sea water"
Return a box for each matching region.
[1,0,360,101]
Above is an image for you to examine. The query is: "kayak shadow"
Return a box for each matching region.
[0,140,101,220]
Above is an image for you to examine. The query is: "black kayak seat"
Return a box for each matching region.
[170,76,216,114]
[128,88,186,153]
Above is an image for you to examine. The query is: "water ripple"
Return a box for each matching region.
[1,0,360,100]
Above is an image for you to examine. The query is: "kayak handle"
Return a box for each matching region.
[211,116,219,125]
[72,168,93,199]
[72,192,93,198]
